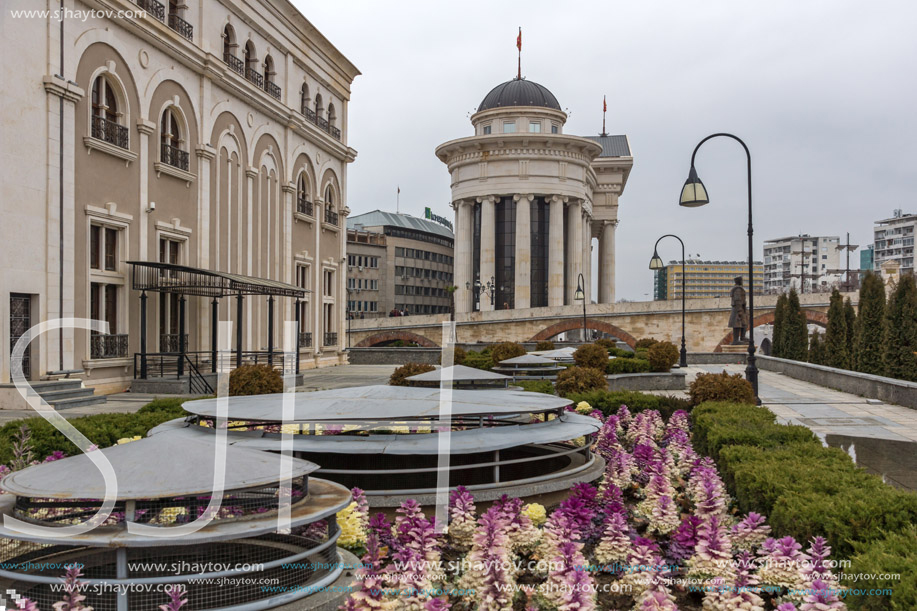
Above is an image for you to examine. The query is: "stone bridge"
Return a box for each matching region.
[349,292,856,352]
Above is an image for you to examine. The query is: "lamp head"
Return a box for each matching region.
[679,166,709,207]
[649,250,664,270]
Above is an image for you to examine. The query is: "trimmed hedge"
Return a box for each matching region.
[692,401,917,608]
[573,343,609,371]
[565,390,691,420]
[534,340,555,351]
[0,398,191,464]
[389,362,436,386]
[229,364,283,396]
[490,342,526,364]
[555,366,607,397]
[517,380,555,394]
[646,341,679,372]
[606,358,651,374]
[462,350,493,371]
[688,371,755,406]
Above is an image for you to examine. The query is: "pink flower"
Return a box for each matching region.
[159,584,187,611]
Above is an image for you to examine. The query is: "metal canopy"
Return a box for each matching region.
[129,261,308,298]
[0,430,319,500]
[161,411,601,456]
[406,364,510,382]
[499,354,562,365]
[539,349,577,361]
[182,385,572,421]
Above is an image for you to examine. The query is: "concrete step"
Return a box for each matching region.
[48,395,107,410]
[0,379,84,393]
[39,387,96,402]
[720,344,750,353]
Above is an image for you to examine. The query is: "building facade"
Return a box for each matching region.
[873,211,915,274]
[653,260,764,300]
[436,78,633,313]
[860,245,875,279]
[1,0,359,390]
[347,211,455,317]
[763,235,841,294]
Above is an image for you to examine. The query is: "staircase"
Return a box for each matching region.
[23,380,107,410]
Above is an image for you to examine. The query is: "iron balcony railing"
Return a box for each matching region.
[302,107,316,123]
[299,332,312,348]
[323,332,338,346]
[265,81,281,100]
[159,333,189,353]
[223,52,245,76]
[167,13,193,40]
[330,125,341,139]
[325,208,339,226]
[245,67,264,88]
[161,143,189,171]
[136,0,164,21]
[296,198,313,217]
[90,333,129,359]
[299,107,341,141]
[91,115,129,149]
[317,116,329,131]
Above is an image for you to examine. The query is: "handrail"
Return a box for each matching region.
[184,354,213,394]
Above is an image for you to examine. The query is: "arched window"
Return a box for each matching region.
[314,93,323,122]
[324,185,337,225]
[296,172,312,216]
[243,41,259,85]
[263,55,279,99]
[90,75,127,148]
[160,108,188,171]
[327,103,336,127]
[222,25,235,58]
[300,83,310,116]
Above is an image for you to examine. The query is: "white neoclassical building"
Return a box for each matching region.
[436,78,633,313]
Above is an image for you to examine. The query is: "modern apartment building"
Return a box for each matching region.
[873,211,916,274]
[763,235,842,293]
[653,260,763,300]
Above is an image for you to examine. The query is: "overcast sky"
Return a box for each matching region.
[295,0,917,301]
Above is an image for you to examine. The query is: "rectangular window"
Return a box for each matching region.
[503,121,516,133]
[529,121,541,133]
[324,270,334,297]
[551,124,558,134]
[483,125,492,135]
[90,226,101,269]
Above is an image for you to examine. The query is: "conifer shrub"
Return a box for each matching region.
[594,338,617,351]
[554,366,607,397]
[783,289,809,360]
[807,330,825,365]
[490,342,526,364]
[572,343,608,371]
[606,358,652,374]
[883,274,917,382]
[389,362,436,386]
[847,527,917,610]
[534,340,555,351]
[229,364,283,396]
[567,389,691,420]
[517,380,555,394]
[824,289,851,369]
[634,338,659,349]
[461,350,493,371]
[772,293,788,357]
[451,346,467,365]
[855,272,887,375]
[690,402,815,461]
[688,372,755,407]
[646,340,679,372]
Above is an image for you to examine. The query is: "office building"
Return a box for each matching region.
[763,235,842,293]
[653,260,763,300]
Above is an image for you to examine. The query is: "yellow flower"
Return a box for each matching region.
[523,503,547,526]
[336,501,367,549]
[116,436,141,445]
[280,423,301,435]
[575,401,593,414]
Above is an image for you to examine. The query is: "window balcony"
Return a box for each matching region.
[167,13,193,40]
[300,107,341,140]
[325,208,339,226]
[297,198,313,217]
[323,332,338,347]
[91,115,129,149]
[91,333,129,359]
[161,143,189,171]
[298,332,312,348]
[265,81,281,100]
[160,333,189,353]
[136,0,164,21]
[223,52,245,76]
[245,67,264,89]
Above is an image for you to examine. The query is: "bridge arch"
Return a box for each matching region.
[355,331,439,348]
[529,319,637,349]
[713,309,829,352]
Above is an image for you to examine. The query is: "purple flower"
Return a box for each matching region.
[667,514,702,564]
[159,584,187,611]
[52,564,90,611]
[369,512,395,550]
[44,450,67,462]
[806,536,833,579]
[731,511,771,550]
[800,579,845,610]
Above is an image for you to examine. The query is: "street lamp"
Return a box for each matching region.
[574,273,587,342]
[470,276,496,307]
[679,133,759,402]
[649,234,688,367]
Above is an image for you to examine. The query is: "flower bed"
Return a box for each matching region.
[334,403,851,610]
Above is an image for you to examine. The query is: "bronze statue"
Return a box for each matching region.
[729,276,748,344]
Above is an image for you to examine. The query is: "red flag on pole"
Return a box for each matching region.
[603,96,607,113]
[516,28,522,51]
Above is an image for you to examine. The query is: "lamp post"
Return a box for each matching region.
[574,273,587,342]
[649,234,688,367]
[679,133,759,402]
[468,276,496,308]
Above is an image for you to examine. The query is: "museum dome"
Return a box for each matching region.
[477,78,561,112]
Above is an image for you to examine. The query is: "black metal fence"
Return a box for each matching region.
[161,143,189,171]
[91,115,129,149]
[90,334,129,359]
[167,12,193,40]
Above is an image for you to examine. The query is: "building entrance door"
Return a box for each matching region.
[10,294,32,379]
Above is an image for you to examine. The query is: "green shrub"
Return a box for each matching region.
[847,527,917,610]
[462,350,493,371]
[517,380,555,395]
[490,342,526,364]
[634,349,650,360]
[555,366,607,397]
[452,346,467,365]
[573,343,608,371]
[0,401,191,464]
[608,347,634,358]
[228,364,283,396]
[606,358,652,374]
[389,362,436,386]
[635,338,659,349]
[535,340,555,351]
[594,338,617,351]
[688,371,755,406]
[566,390,691,420]
[691,402,816,461]
[646,341,679,372]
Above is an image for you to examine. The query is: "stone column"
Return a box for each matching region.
[598,220,618,304]
[513,194,533,309]
[196,145,216,351]
[548,195,566,307]
[453,200,473,313]
[566,199,583,304]
[479,195,496,311]
[582,210,592,304]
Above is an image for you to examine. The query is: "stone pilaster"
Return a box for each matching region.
[195,145,216,351]
[582,209,592,304]
[513,193,533,309]
[478,195,496,311]
[548,195,566,307]
[566,199,583,304]
[598,220,618,304]
[453,200,473,313]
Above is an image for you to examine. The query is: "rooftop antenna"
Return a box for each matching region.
[396,185,400,214]
[516,27,522,80]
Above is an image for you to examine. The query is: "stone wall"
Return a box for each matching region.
[607,371,686,391]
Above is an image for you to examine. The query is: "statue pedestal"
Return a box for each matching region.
[721,344,749,354]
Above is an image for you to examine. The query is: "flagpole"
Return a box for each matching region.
[602,95,607,137]
[517,27,521,80]
[397,186,400,214]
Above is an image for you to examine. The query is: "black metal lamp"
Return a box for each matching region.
[649,235,688,368]
[679,166,709,207]
[575,273,586,342]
